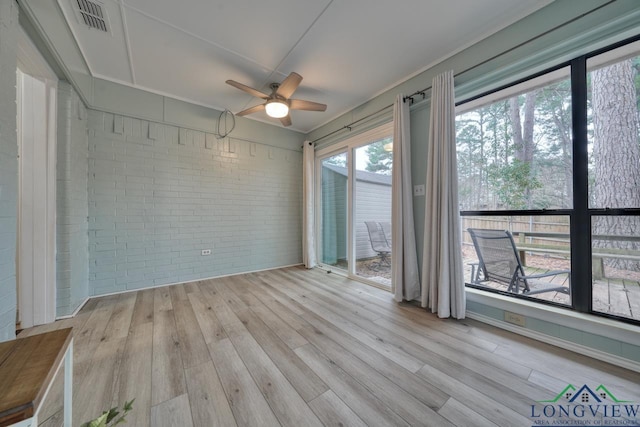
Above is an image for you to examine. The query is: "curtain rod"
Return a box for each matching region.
[310,0,614,145]
[311,104,393,143]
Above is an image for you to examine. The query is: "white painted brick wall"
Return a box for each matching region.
[0,0,18,342]
[56,82,89,315]
[87,110,302,295]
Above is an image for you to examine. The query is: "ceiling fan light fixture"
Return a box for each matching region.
[226,73,326,126]
[265,100,289,118]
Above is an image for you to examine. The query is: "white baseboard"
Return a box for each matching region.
[81,263,304,300]
[466,311,640,373]
[55,297,90,320]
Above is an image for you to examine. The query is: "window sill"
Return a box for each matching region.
[465,287,639,344]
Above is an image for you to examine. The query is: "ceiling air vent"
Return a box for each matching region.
[72,0,111,33]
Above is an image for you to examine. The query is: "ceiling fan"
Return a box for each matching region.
[226,72,327,127]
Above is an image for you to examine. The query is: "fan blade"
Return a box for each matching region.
[280,115,292,127]
[226,80,270,99]
[289,99,327,112]
[276,72,303,99]
[236,104,266,116]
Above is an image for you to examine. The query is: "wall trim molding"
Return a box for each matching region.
[466,288,639,344]
[16,36,59,328]
[466,311,640,373]
[86,106,303,153]
[55,297,90,320]
[84,263,304,300]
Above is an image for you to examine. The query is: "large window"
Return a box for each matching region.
[457,38,640,325]
[587,44,640,321]
[457,67,573,307]
[317,123,393,289]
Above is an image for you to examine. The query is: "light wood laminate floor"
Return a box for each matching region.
[21,266,640,426]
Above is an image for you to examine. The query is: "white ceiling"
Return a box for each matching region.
[49,0,552,133]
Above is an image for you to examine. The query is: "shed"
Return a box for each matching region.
[321,164,392,264]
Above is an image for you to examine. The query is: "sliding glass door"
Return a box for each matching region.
[316,123,393,289]
[353,138,392,287]
[319,152,349,272]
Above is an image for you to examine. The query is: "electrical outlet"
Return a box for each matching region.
[413,184,425,196]
[201,249,211,256]
[504,311,525,327]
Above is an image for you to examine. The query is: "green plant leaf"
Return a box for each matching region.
[105,408,120,424]
[83,412,109,427]
[83,399,135,426]
[123,398,135,412]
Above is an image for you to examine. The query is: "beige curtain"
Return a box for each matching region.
[302,141,317,268]
[392,95,420,302]
[421,70,466,319]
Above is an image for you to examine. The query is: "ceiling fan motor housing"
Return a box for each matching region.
[226,72,326,126]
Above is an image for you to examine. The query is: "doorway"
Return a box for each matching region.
[316,122,394,289]
[16,27,58,329]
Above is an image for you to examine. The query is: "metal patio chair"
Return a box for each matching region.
[380,221,392,248]
[365,221,391,268]
[467,228,570,296]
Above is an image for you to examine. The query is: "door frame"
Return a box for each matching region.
[315,147,351,274]
[16,26,58,328]
[315,122,394,289]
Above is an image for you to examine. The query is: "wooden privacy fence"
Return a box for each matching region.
[461,216,569,241]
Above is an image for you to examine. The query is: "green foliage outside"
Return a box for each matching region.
[486,160,542,210]
[364,137,393,175]
[456,55,640,212]
[456,77,573,210]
